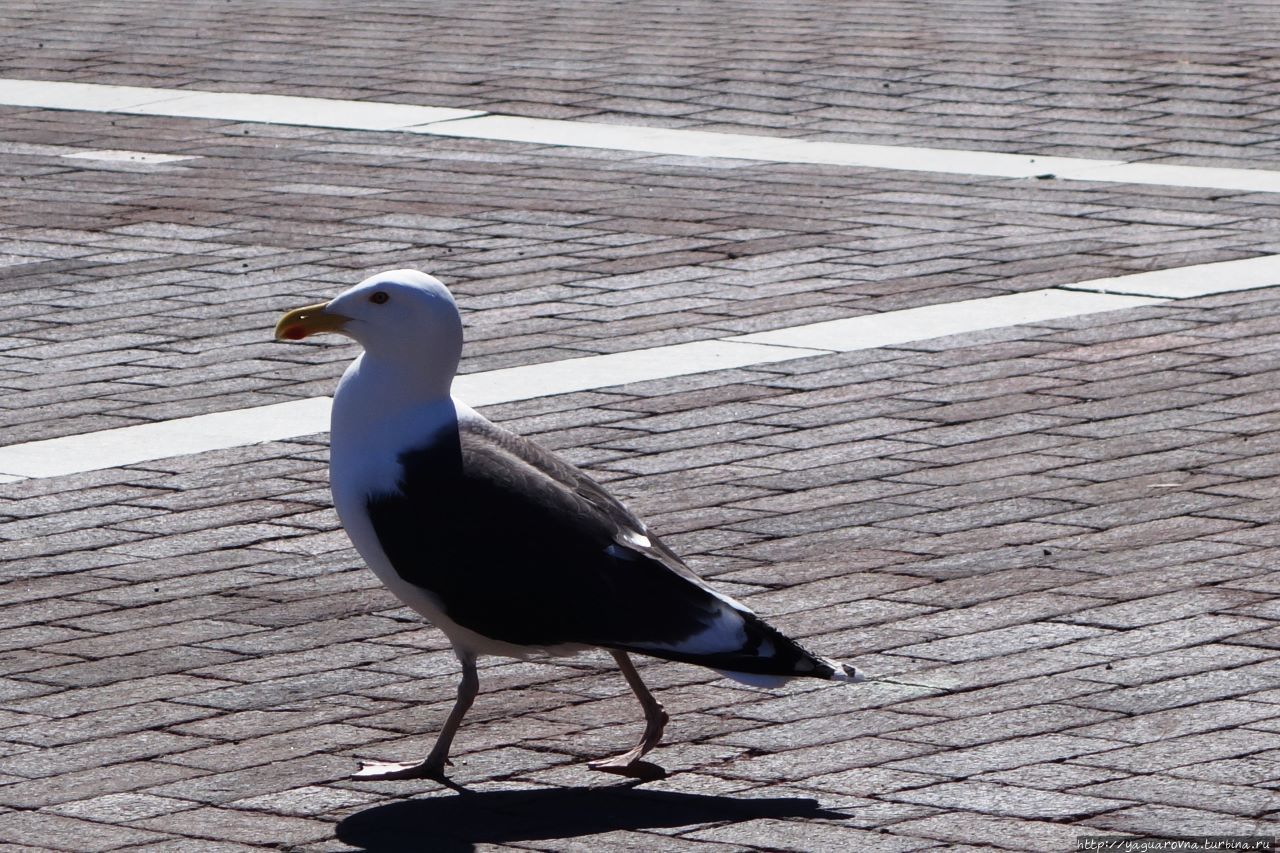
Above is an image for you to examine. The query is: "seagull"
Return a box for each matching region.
[275,269,862,785]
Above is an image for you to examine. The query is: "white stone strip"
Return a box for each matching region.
[0,397,334,479]
[61,149,197,164]
[731,290,1162,351]
[419,114,1114,180]
[1051,162,1280,194]
[1064,254,1280,299]
[0,79,481,131]
[3,78,1280,192]
[0,79,183,111]
[123,90,482,130]
[454,339,830,407]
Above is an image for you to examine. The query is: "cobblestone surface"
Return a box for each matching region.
[3,2,1280,851]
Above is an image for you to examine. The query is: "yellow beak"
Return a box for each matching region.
[274,302,350,341]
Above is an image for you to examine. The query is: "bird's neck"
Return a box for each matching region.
[331,353,455,443]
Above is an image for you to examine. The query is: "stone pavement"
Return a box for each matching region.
[2,1,1280,850]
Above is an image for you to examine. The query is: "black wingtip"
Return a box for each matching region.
[837,662,868,683]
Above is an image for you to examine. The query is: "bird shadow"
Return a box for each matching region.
[335,784,849,852]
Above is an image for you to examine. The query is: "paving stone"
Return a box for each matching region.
[1072,729,1280,774]
[0,811,169,852]
[975,761,1128,791]
[1063,588,1272,629]
[1070,667,1280,715]
[1063,614,1272,658]
[888,811,1085,852]
[176,669,405,712]
[0,730,211,780]
[1068,643,1274,687]
[1083,803,1276,836]
[887,779,1131,820]
[1066,699,1280,745]
[886,733,1124,778]
[1070,774,1280,818]
[133,805,334,847]
[1163,756,1280,788]
[46,791,197,823]
[0,760,204,810]
[4,700,218,748]
[682,817,931,851]
[143,755,353,806]
[893,622,1108,663]
[891,704,1121,749]
[709,737,943,782]
[164,723,389,773]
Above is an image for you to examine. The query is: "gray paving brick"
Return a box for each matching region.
[888,779,1131,819]
[46,792,197,823]
[1084,803,1276,837]
[0,729,211,780]
[134,805,334,847]
[889,811,1085,852]
[0,811,169,852]
[1071,774,1280,818]
[683,818,932,851]
[886,733,1124,777]
[1072,729,1280,774]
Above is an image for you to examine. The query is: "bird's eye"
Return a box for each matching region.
[370,291,389,305]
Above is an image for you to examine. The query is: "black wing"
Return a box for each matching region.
[365,412,728,649]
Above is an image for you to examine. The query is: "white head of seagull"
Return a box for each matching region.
[276,268,463,398]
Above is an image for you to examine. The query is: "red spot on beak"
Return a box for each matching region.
[282,325,307,340]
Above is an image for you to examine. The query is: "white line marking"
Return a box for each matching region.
[61,149,197,164]
[0,397,333,479]
[730,290,1162,351]
[2,78,1278,192]
[0,79,183,111]
[455,339,830,407]
[1065,255,1280,299]
[0,79,481,130]
[420,114,1117,179]
[124,90,482,130]
[1052,162,1280,194]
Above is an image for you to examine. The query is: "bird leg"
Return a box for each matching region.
[352,652,478,788]
[589,650,669,778]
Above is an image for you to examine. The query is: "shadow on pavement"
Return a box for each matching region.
[335,784,848,851]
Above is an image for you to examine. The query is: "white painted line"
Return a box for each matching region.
[0,79,482,131]
[0,79,185,111]
[730,289,1163,351]
[2,77,1279,193]
[62,149,197,164]
[1066,254,1280,299]
[418,114,803,160]
[455,339,831,407]
[124,91,482,131]
[774,139,1112,179]
[0,397,333,479]
[423,114,1118,179]
[1054,162,1280,194]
